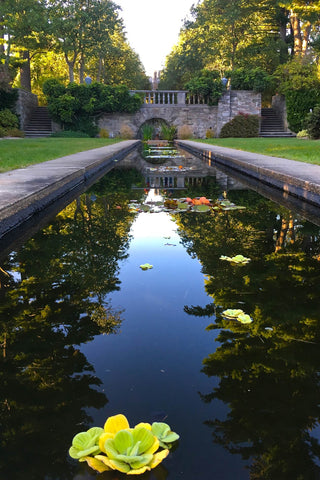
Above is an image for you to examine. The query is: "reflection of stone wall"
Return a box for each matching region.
[98,90,261,138]
[15,89,38,129]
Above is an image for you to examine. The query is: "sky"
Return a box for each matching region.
[115,0,196,78]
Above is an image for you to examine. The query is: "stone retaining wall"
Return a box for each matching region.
[15,89,38,129]
[98,90,261,139]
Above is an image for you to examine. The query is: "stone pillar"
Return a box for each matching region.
[272,94,289,131]
[177,92,186,105]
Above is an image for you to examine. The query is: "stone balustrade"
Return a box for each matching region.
[130,90,209,106]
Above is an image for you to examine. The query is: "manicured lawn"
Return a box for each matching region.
[0,137,122,172]
[195,138,320,165]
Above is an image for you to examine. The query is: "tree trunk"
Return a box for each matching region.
[65,53,77,83]
[290,11,302,56]
[79,52,85,83]
[97,56,103,82]
[20,50,32,92]
[302,22,311,55]
[279,8,289,62]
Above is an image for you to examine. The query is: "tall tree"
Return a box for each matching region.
[46,0,121,83]
[1,0,49,91]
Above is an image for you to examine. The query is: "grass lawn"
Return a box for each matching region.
[195,137,320,165]
[0,137,122,172]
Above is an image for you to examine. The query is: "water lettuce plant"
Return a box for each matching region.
[69,414,179,475]
[220,254,251,264]
[140,263,153,270]
[222,309,253,324]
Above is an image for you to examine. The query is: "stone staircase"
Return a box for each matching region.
[260,108,296,138]
[24,106,53,137]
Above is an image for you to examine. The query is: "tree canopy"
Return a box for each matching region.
[160,0,320,91]
[0,0,150,94]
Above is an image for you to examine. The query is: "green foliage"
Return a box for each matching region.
[69,427,103,460]
[273,59,320,94]
[141,124,154,141]
[0,126,7,137]
[43,79,142,136]
[51,130,90,138]
[230,68,272,92]
[305,105,320,139]
[220,114,260,138]
[0,88,18,110]
[160,124,176,141]
[185,70,224,105]
[5,128,25,137]
[285,89,320,133]
[272,60,320,133]
[0,109,19,129]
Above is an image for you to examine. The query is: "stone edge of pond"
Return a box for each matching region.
[0,140,140,239]
[176,140,320,208]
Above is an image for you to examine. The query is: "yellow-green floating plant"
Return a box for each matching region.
[220,254,251,264]
[69,414,179,475]
[222,309,253,324]
[139,263,153,270]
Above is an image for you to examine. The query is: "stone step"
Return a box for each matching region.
[23,106,53,137]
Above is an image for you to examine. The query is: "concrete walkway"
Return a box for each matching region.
[0,140,139,241]
[177,140,320,209]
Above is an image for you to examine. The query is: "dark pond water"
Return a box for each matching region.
[1,147,320,480]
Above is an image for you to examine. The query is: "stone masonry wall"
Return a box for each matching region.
[98,90,261,139]
[272,94,289,131]
[15,89,38,129]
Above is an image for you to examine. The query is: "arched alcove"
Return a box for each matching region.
[137,118,172,140]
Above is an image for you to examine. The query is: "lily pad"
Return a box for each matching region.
[193,204,211,212]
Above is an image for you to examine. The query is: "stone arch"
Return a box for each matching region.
[137,117,172,139]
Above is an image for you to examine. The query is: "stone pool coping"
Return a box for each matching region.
[0,140,139,240]
[177,140,320,208]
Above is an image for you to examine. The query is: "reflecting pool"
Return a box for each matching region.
[1,158,320,480]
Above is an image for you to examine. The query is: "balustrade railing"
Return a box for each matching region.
[130,90,209,106]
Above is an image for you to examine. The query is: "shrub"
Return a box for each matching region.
[99,128,109,138]
[272,60,320,133]
[185,69,224,105]
[141,123,154,140]
[285,88,320,133]
[51,130,90,138]
[0,126,7,137]
[220,113,260,138]
[0,109,19,129]
[43,79,142,136]
[230,68,272,92]
[306,106,320,139]
[160,123,176,141]
[5,128,24,137]
[120,124,134,139]
[0,88,18,110]
[205,128,215,138]
[177,124,193,139]
[296,129,309,138]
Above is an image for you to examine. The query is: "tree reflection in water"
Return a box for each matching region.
[0,168,144,480]
[178,189,320,479]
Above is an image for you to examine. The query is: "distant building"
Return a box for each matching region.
[151,71,161,90]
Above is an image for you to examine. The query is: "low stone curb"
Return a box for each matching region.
[0,140,139,241]
[177,140,320,208]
